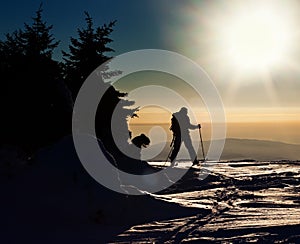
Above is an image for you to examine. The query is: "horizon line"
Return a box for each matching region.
[150,137,300,146]
[129,120,300,125]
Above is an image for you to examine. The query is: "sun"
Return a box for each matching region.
[220,9,291,72]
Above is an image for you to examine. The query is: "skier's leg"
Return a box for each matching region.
[183,133,197,164]
[169,134,181,166]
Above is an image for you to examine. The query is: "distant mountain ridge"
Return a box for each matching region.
[144,138,300,161]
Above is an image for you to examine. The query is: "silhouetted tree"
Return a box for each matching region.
[22,6,60,58]
[62,13,139,164]
[0,6,72,154]
[0,8,146,173]
[62,12,116,99]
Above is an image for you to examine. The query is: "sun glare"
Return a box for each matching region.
[220,8,292,72]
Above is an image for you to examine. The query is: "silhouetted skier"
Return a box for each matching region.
[169,107,200,166]
[131,133,150,159]
[118,133,153,174]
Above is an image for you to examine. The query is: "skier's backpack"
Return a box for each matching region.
[170,114,180,134]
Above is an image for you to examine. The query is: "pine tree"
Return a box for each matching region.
[0,4,59,60]
[62,13,137,160]
[63,12,116,99]
[22,5,59,58]
[0,6,72,153]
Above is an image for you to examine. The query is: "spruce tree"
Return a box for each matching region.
[62,13,137,160]
[63,12,116,99]
[0,6,72,153]
[22,5,59,58]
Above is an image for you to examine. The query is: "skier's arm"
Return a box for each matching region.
[189,123,199,130]
[187,116,200,130]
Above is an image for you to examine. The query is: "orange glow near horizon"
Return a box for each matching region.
[128,106,300,145]
[129,106,300,124]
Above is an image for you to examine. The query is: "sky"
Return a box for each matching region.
[1,0,300,144]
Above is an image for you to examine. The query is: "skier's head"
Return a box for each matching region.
[132,134,150,148]
[179,107,188,114]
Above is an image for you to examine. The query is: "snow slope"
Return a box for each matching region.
[0,136,203,243]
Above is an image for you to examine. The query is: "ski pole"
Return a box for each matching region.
[198,124,205,161]
[164,135,175,166]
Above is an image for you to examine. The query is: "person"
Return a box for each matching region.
[169,107,200,166]
[118,133,153,174]
[131,133,150,159]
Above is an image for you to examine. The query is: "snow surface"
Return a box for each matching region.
[0,136,202,243]
[1,136,299,243]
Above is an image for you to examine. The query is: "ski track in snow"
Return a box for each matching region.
[1,140,299,243]
[112,161,300,243]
